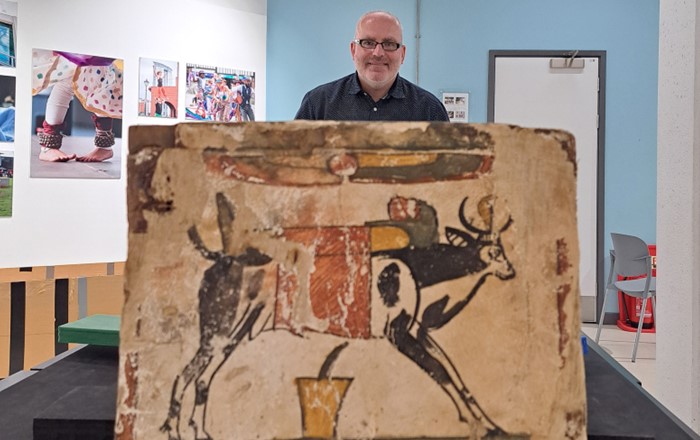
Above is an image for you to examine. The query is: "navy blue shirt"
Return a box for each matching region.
[295,73,450,121]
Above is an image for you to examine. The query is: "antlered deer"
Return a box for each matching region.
[161,193,515,440]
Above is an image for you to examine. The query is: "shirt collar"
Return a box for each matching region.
[349,72,406,99]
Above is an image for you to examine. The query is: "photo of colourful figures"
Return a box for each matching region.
[185,63,255,122]
[31,48,123,179]
[139,57,178,118]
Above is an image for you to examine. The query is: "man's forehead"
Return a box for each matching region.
[356,15,402,39]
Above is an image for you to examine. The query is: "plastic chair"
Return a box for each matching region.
[595,233,656,362]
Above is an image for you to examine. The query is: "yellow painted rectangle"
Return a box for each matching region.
[0,267,47,283]
[0,283,9,377]
[0,335,8,378]
[68,278,79,323]
[24,333,55,370]
[114,262,126,275]
[0,283,9,337]
[24,280,55,370]
[25,280,55,335]
[87,275,125,316]
[54,263,108,279]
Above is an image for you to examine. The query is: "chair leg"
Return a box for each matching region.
[596,257,616,343]
[631,295,650,362]
[595,287,610,343]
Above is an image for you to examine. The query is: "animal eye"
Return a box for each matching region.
[489,247,502,259]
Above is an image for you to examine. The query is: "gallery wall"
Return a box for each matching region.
[0,0,267,268]
[266,0,660,314]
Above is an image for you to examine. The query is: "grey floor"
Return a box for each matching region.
[30,134,122,179]
[582,322,656,398]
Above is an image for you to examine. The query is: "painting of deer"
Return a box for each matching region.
[161,191,516,440]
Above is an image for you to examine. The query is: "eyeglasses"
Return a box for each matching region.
[353,39,403,52]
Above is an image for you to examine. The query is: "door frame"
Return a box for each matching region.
[486,50,607,322]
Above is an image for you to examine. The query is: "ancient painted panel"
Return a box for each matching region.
[117,121,585,440]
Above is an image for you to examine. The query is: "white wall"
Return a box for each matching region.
[1,0,267,268]
[657,0,700,432]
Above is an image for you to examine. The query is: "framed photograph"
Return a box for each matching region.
[139,57,179,118]
[185,63,256,122]
[31,48,123,179]
[0,149,13,217]
[0,12,16,67]
[0,74,14,142]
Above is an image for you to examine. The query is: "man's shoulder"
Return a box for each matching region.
[295,73,358,120]
[396,76,441,102]
[304,73,356,97]
[392,76,450,121]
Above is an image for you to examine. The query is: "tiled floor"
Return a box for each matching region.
[581,322,657,398]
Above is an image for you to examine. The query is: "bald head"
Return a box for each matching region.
[354,11,403,41]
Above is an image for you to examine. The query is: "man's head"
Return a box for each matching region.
[351,11,406,98]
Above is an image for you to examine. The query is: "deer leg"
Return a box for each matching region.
[417,327,505,436]
[386,310,504,437]
[160,345,214,440]
[188,303,267,440]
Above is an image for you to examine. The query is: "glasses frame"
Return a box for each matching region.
[353,39,403,52]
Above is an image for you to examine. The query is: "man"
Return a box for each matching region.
[240,77,255,121]
[295,11,449,121]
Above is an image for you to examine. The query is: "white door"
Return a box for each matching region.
[491,54,603,322]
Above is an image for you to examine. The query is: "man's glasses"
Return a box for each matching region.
[354,39,403,52]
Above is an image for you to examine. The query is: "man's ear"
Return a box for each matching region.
[350,41,357,59]
[400,45,406,64]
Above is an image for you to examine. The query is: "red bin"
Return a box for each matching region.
[616,244,656,333]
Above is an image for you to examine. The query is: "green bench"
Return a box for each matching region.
[57,314,120,347]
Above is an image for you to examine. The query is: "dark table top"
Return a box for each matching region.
[0,338,698,439]
[584,338,700,439]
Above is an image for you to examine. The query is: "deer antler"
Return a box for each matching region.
[460,195,513,237]
[458,197,488,235]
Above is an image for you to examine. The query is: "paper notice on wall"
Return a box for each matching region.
[442,92,469,122]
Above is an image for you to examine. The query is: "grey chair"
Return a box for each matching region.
[595,233,656,362]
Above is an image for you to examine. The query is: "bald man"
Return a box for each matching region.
[295,11,449,121]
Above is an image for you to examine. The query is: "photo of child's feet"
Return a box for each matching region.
[31,134,121,179]
[76,147,113,163]
[39,148,77,162]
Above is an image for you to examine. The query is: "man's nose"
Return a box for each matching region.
[371,44,386,55]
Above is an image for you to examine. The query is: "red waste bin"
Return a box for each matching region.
[616,244,656,333]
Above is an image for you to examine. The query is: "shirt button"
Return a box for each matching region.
[373,107,377,111]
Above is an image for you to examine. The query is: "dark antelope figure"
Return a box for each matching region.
[370,195,515,437]
[161,193,515,440]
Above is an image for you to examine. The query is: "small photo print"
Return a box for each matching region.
[442,92,469,123]
[31,48,123,179]
[0,3,17,67]
[0,149,13,217]
[0,74,15,142]
[185,63,255,122]
[139,57,178,118]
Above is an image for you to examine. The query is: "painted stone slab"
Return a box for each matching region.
[117,121,586,440]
